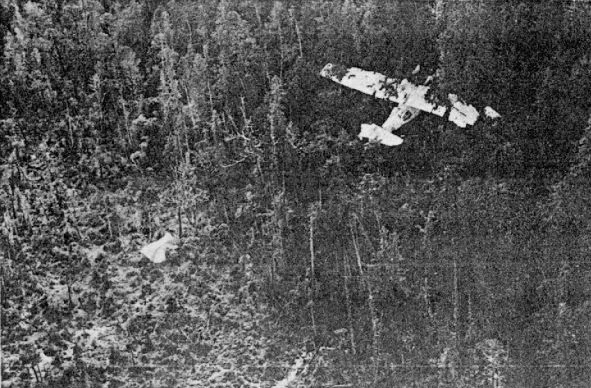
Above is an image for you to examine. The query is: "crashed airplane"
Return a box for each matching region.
[320,63,500,146]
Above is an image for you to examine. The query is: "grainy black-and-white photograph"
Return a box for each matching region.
[2,0,591,386]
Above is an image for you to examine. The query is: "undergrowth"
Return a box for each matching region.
[1,178,309,388]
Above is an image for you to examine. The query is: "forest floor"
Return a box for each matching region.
[7,176,591,387]
[2,179,325,388]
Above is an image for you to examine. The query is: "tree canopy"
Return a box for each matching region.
[2,1,591,386]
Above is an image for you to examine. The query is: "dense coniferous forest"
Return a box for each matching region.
[2,0,591,386]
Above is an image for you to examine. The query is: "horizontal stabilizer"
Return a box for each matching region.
[359,123,404,146]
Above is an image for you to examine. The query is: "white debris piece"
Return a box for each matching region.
[412,64,421,75]
[272,354,308,388]
[359,123,404,146]
[448,94,479,128]
[485,106,501,119]
[140,232,177,263]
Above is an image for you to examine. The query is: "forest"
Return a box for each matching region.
[2,0,591,387]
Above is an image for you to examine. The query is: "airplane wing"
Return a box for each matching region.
[320,63,394,99]
[320,63,499,129]
[320,63,446,117]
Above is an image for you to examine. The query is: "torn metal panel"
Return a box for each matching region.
[359,123,404,146]
[448,94,479,128]
[485,106,501,119]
